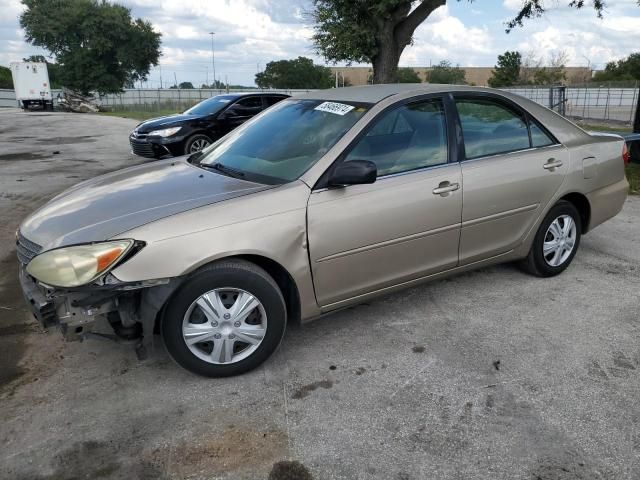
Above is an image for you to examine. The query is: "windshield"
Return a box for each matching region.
[184,95,237,116]
[199,99,370,183]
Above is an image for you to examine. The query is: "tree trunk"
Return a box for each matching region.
[370,0,446,84]
[372,38,401,84]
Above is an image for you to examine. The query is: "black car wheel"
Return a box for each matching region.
[520,200,582,277]
[184,134,212,155]
[161,259,287,377]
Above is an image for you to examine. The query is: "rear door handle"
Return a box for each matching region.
[432,182,460,195]
[543,158,563,170]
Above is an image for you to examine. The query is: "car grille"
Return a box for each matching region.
[129,136,156,158]
[16,232,42,265]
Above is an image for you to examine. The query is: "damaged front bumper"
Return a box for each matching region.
[18,265,180,354]
[18,267,102,340]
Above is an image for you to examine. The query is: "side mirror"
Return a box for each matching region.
[328,160,377,187]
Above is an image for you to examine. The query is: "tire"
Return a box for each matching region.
[184,134,212,155]
[161,260,287,377]
[520,200,582,277]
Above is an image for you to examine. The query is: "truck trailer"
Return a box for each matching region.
[10,62,53,110]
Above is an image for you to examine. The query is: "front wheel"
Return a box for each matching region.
[161,260,287,377]
[521,200,582,277]
[184,134,212,155]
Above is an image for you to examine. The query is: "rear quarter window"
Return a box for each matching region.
[529,120,555,147]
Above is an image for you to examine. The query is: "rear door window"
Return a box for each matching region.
[233,96,264,115]
[264,96,286,107]
[456,98,530,159]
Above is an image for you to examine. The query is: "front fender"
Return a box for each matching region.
[110,181,320,319]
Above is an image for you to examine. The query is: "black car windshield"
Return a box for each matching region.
[184,95,238,116]
[199,99,370,184]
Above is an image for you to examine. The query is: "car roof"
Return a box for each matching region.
[293,83,548,104]
[221,92,289,98]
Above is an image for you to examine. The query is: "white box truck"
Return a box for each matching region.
[10,62,53,110]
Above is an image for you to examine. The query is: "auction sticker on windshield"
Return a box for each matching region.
[314,102,355,116]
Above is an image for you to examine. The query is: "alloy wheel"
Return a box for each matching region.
[190,138,210,152]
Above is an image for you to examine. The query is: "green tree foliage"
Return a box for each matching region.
[255,57,333,89]
[426,61,465,84]
[312,1,637,84]
[505,0,639,32]
[0,66,13,89]
[488,51,521,87]
[312,0,447,84]
[20,0,161,94]
[396,67,422,83]
[178,82,194,89]
[592,53,640,82]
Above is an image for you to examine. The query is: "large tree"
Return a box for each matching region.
[488,51,521,88]
[255,57,333,89]
[312,0,638,84]
[20,0,161,94]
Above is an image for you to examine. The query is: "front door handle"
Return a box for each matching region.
[543,158,563,170]
[432,181,460,196]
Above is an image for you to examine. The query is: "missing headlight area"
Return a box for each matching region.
[18,264,181,360]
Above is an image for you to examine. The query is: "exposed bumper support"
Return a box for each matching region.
[18,266,181,349]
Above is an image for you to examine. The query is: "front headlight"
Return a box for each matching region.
[148,126,182,137]
[26,240,134,288]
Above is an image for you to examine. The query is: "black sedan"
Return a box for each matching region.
[129,92,289,158]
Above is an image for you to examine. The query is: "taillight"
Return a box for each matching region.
[623,142,630,165]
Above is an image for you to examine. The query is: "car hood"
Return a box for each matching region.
[19,158,271,251]
[136,114,201,132]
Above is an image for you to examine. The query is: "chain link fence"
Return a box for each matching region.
[91,88,311,112]
[2,85,638,128]
[503,84,639,125]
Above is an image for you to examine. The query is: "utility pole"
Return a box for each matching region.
[159,64,163,89]
[173,72,178,88]
[206,66,208,88]
[209,31,216,89]
[634,81,640,134]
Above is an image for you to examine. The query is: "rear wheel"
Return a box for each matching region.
[161,260,287,377]
[184,134,212,155]
[521,200,581,277]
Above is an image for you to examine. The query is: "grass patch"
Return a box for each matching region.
[99,109,179,121]
[626,163,640,195]
[575,122,632,134]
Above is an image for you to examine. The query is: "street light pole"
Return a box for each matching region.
[209,31,216,89]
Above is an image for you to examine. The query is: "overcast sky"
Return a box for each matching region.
[2,0,639,87]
